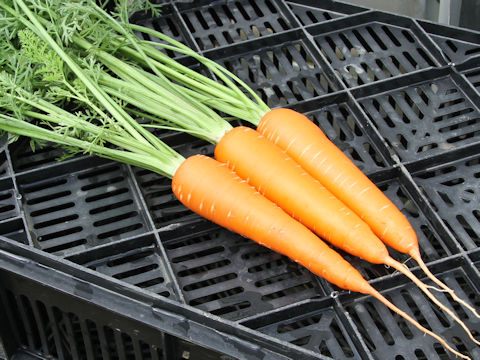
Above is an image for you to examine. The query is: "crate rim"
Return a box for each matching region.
[0,236,335,360]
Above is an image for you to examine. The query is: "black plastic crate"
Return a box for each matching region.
[308,12,444,88]
[241,299,362,359]
[0,246,242,360]
[286,0,366,26]
[412,153,480,251]
[1,1,480,360]
[202,34,343,108]
[341,259,480,360]
[0,149,10,178]
[0,218,28,244]
[67,233,178,299]
[16,158,151,256]
[355,68,480,164]
[161,221,323,320]
[463,66,480,94]
[177,0,295,51]
[0,178,20,222]
[0,241,345,360]
[9,139,83,174]
[419,20,480,65]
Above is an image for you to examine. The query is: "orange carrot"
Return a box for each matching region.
[172,154,470,360]
[258,108,479,318]
[215,127,388,265]
[215,127,478,346]
[172,154,369,293]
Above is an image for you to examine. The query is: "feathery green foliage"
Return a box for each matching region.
[0,0,186,178]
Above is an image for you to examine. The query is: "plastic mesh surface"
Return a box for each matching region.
[315,22,437,87]
[1,1,480,360]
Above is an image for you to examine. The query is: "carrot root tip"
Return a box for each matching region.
[411,251,480,319]
[385,257,480,347]
[369,288,471,360]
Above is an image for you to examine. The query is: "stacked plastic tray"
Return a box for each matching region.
[1,0,480,359]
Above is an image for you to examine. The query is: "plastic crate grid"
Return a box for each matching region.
[2,1,480,359]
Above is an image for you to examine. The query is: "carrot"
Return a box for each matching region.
[258,107,479,318]
[215,127,388,264]
[172,154,470,360]
[215,126,479,346]
[172,155,370,293]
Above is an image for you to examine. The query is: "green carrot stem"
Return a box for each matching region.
[11,0,153,146]
[0,113,183,178]
[109,38,244,104]
[128,23,269,112]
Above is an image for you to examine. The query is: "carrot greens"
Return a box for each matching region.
[1,0,235,146]
[0,0,187,177]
